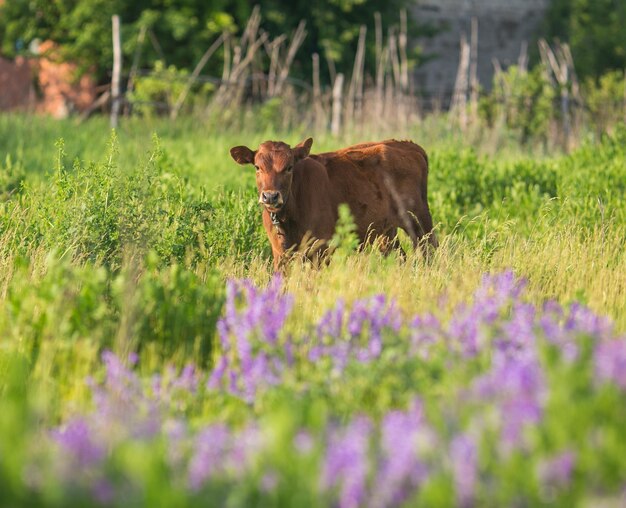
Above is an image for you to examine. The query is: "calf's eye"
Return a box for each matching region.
[254,165,260,171]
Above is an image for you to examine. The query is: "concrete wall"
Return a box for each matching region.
[412,0,549,104]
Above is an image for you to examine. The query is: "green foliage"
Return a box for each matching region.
[129,60,216,116]
[543,0,626,79]
[479,66,556,144]
[2,132,266,269]
[583,70,626,136]
[1,252,224,391]
[0,0,422,84]
[427,127,626,244]
[199,190,269,265]
[555,124,626,225]
[0,0,245,79]
[329,203,360,258]
[129,60,188,116]
[3,255,113,367]
[0,115,625,506]
[0,154,25,201]
[258,0,430,82]
[124,253,225,366]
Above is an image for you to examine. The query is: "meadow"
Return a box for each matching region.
[0,113,625,507]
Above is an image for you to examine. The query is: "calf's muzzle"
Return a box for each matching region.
[261,190,282,207]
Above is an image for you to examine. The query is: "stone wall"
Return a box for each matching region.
[411,0,550,105]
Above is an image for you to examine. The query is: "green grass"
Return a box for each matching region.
[0,113,624,506]
[0,113,624,369]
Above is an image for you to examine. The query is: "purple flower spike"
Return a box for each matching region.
[52,418,104,468]
[595,339,626,390]
[317,299,346,339]
[371,399,431,508]
[322,416,372,508]
[566,303,613,340]
[538,451,576,489]
[209,275,294,401]
[311,294,403,373]
[450,433,478,508]
[188,424,229,490]
[472,354,546,449]
[447,270,530,358]
[93,478,115,505]
[294,430,315,455]
[410,313,443,359]
[174,364,199,393]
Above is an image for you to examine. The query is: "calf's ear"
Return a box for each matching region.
[293,137,313,161]
[230,146,255,165]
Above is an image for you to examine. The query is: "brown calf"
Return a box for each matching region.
[230,138,437,270]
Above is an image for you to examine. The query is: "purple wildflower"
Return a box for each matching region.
[475,270,526,304]
[540,300,579,362]
[537,451,576,489]
[472,354,546,449]
[448,271,529,357]
[311,294,402,371]
[447,304,484,357]
[172,364,199,393]
[317,299,346,338]
[595,339,626,390]
[410,313,443,359]
[89,355,155,440]
[207,356,227,390]
[225,425,263,477]
[209,275,293,401]
[449,433,478,508]
[322,416,372,508]
[261,471,279,492]
[565,302,613,340]
[497,302,536,357]
[294,430,315,455]
[52,418,105,468]
[188,424,230,490]
[92,478,116,505]
[371,399,431,507]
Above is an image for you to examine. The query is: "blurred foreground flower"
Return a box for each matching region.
[43,271,626,506]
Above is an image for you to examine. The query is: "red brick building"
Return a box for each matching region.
[0,40,96,117]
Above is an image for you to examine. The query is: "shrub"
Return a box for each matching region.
[584,70,626,137]
[129,60,215,116]
[479,66,556,144]
[6,134,266,269]
[0,155,25,201]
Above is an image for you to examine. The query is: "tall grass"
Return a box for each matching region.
[0,114,624,506]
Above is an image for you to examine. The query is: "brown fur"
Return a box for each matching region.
[230,138,437,270]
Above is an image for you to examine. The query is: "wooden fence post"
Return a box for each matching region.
[469,17,479,124]
[331,73,344,137]
[110,15,122,128]
[452,33,470,129]
[346,25,366,126]
[312,53,324,131]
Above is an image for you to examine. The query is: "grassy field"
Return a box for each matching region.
[0,113,625,506]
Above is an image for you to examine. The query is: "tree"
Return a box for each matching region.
[0,0,424,85]
[543,0,626,80]
[260,0,430,82]
[0,0,247,79]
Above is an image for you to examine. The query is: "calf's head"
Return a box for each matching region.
[230,138,313,212]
